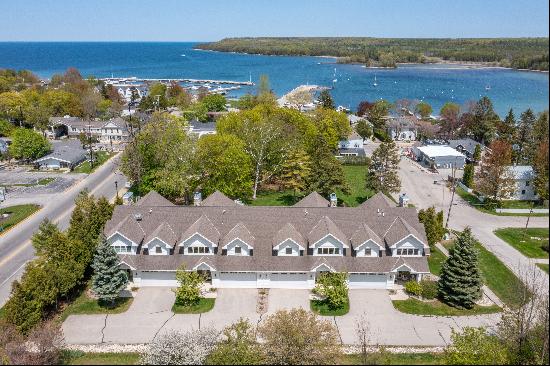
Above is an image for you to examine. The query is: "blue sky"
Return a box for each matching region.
[1,0,548,41]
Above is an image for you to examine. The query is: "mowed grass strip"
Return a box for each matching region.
[0,204,40,233]
[494,228,549,259]
[427,246,447,275]
[60,351,141,365]
[342,352,444,365]
[310,298,350,316]
[60,290,133,322]
[172,297,215,314]
[392,298,501,316]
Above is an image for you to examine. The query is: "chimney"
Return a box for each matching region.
[193,191,202,206]
[329,193,337,207]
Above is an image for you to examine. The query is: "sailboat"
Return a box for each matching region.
[485,84,491,91]
[373,75,378,87]
[332,68,338,83]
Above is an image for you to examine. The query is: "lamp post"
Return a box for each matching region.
[114,180,119,199]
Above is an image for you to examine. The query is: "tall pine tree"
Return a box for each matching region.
[438,228,482,309]
[366,140,401,194]
[91,234,128,305]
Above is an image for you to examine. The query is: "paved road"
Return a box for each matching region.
[63,288,499,346]
[397,157,549,287]
[0,155,127,306]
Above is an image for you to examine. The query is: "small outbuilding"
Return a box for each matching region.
[415,145,466,169]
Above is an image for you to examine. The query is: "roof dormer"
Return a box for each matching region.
[221,223,254,256]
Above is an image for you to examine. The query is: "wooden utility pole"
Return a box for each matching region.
[445,160,458,229]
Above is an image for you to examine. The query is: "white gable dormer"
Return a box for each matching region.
[391,234,425,257]
[311,234,346,256]
[142,237,172,255]
[354,239,382,257]
[107,232,138,255]
[273,238,304,256]
[223,238,253,256]
[179,233,216,255]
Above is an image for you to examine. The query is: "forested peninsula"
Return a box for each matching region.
[196,37,549,71]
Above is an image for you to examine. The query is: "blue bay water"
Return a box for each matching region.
[0,42,548,116]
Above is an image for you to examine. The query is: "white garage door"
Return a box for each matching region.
[139,271,177,287]
[269,272,309,289]
[348,273,387,289]
[219,272,257,288]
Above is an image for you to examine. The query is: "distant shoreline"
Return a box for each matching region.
[194,47,549,74]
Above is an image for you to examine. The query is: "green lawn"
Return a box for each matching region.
[393,298,501,316]
[251,165,373,207]
[61,351,140,365]
[310,298,350,316]
[537,263,549,274]
[0,204,40,234]
[59,290,133,322]
[494,228,549,259]
[456,187,547,217]
[427,246,447,275]
[343,352,444,365]
[72,151,115,174]
[172,298,215,314]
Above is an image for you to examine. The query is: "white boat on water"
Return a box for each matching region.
[373,75,378,87]
[485,84,491,90]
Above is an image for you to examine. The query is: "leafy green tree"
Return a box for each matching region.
[173,265,204,306]
[438,228,482,309]
[279,149,312,197]
[41,89,82,117]
[313,272,348,309]
[195,134,253,199]
[0,91,24,121]
[21,89,50,130]
[258,308,343,365]
[355,119,372,142]
[8,128,51,160]
[0,119,14,136]
[311,108,352,149]
[444,327,509,365]
[462,163,475,188]
[200,94,227,112]
[318,90,335,109]
[418,206,445,247]
[91,235,128,305]
[307,135,349,196]
[366,140,401,194]
[415,101,432,119]
[256,75,277,106]
[206,319,265,365]
[237,93,257,110]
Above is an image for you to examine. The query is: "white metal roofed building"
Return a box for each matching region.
[107,191,430,289]
[415,145,466,169]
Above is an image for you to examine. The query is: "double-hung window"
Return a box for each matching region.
[317,247,339,255]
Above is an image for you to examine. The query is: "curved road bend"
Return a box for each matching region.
[0,155,127,306]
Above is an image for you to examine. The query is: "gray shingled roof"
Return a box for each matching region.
[180,214,221,245]
[273,223,306,249]
[350,223,383,248]
[221,222,255,248]
[137,191,174,206]
[145,222,177,247]
[34,140,87,165]
[383,217,426,247]
[294,191,330,207]
[106,215,146,245]
[307,216,349,248]
[106,195,429,274]
[360,192,395,209]
[201,191,237,207]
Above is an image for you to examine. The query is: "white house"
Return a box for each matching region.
[386,116,418,141]
[507,165,539,201]
[107,191,430,289]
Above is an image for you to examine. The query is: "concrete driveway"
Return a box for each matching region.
[267,289,309,313]
[332,290,500,346]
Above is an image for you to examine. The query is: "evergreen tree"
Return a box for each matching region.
[516,108,536,164]
[438,228,482,309]
[318,90,335,110]
[470,97,500,144]
[366,140,401,194]
[307,136,349,197]
[500,108,517,145]
[472,144,482,163]
[533,140,549,201]
[91,234,128,305]
[462,163,475,188]
[279,149,312,197]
